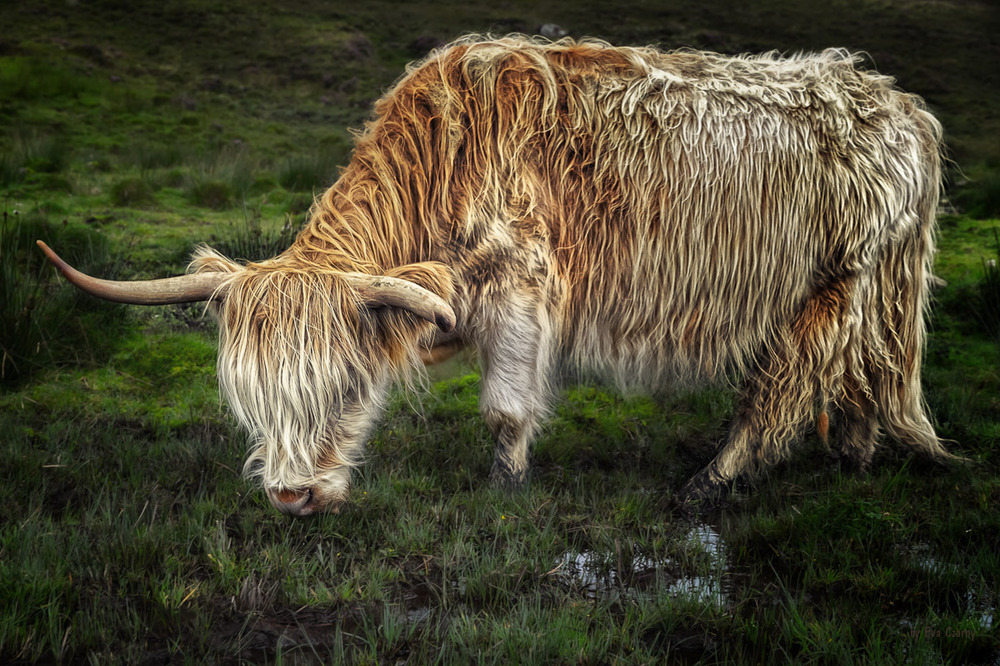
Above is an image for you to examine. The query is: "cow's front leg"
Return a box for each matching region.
[483,402,534,488]
[477,301,551,490]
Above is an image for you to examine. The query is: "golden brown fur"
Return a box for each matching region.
[192,35,952,510]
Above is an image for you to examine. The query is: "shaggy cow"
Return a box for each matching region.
[39,35,956,516]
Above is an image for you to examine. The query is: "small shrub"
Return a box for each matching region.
[278,137,349,192]
[110,176,157,207]
[188,180,233,210]
[214,199,299,262]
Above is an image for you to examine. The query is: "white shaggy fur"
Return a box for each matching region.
[183,36,952,509]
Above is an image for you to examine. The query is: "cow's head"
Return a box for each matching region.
[37,241,455,516]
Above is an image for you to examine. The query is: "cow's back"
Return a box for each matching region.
[427,39,941,389]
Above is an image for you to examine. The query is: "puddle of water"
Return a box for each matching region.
[902,543,997,631]
[907,543,961,576]
[665,522,728,606]
[966,589,995,631]
[552,522,729,606]
[553,549,658,596]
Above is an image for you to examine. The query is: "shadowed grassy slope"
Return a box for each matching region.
[1,0,997,166]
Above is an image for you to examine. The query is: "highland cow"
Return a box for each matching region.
[39,36,955,515]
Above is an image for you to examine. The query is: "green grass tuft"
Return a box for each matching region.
[954,172,1000,220]
[187,179,233,210]
[0,56,105,104]
[0,208,133,384]
[278,138,350,192]
[213,199,300,263]
[0,129,71,186]
[110,176,157,208]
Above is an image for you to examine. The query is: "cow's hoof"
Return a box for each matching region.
[489,462,528,491]
[679,461,729,509]
[836,449,873,476]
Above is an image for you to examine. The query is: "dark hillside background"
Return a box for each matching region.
[2,0,998,176]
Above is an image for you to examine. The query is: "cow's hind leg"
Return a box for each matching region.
[832,370,880,472]
[680,369,816,503]
[681,281,855,503]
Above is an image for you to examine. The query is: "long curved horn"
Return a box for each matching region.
[37,240,228,305]
[342,272,456,333]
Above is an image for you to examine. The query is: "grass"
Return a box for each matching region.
[975,228,1000,346]
[212,199,300,263]
[1,0,999,663]
[954,173,1000,220]
[277,135,351,193]
[0,209,130,382]
[0,129,71,187]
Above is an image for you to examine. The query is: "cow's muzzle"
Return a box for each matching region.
[267,487,318,517]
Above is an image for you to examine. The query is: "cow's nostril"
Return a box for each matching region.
[275,488,305,505]
[267,487,316,516]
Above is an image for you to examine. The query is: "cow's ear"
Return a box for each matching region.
[189,245,244,275]
[360,262,457,332]
[384,262,455,301]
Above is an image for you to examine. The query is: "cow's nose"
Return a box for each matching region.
[267,487,316,516]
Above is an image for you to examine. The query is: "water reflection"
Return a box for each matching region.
[553,521,729,606]
[905,543,996,630]
[664,523,727,605]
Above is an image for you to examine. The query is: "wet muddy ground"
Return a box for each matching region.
[200,514,998,664]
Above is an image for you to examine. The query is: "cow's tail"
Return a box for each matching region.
[866,129,958,463]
